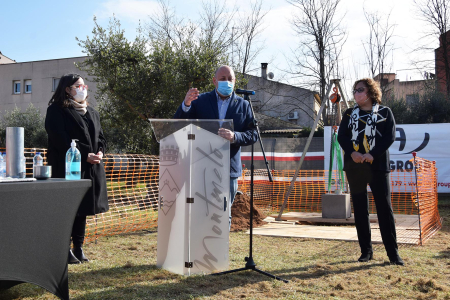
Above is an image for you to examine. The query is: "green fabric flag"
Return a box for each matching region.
[328,132,345,192]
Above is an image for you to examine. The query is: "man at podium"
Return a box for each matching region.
[174,65,258,225]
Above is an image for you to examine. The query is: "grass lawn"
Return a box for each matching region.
[2,199,449,300]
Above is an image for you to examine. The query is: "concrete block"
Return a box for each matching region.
[321,193,352,219]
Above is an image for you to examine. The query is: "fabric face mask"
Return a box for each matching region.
[73,89,87,102]
[217,81,234,96]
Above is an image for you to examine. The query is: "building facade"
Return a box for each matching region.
[374,73,434,103]
[0,55,97,115]
[245,63,320,128]
[435,30,450,95]
[0,56,319,131]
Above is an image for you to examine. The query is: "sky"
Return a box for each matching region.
[0,0,437,98]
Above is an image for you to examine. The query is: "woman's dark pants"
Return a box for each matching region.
[71,215,87,248]
[346,168,399,259]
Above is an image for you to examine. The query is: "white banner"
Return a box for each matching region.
[325,124,450,193]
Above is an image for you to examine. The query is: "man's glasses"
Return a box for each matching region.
[71,84,88,91]
[353,87,366,94]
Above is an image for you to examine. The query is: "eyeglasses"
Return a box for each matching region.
[71,84,88,90]
[353,87,366,94]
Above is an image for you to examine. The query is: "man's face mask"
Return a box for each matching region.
[217,81,234,97]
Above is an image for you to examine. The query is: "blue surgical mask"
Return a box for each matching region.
[217,81,234,96]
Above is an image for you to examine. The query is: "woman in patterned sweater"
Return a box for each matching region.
[338,78,404,266]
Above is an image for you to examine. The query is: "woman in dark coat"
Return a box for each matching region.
[45,74,108,264]
[338,78,404,266]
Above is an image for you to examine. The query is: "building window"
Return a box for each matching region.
[13,81,21,94]
[52,78,60,91]
[25,80,32,93]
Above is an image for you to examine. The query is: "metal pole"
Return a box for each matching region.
[276,82,334,221]
[412,152,423,245]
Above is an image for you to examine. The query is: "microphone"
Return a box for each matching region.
[235,89,255,95]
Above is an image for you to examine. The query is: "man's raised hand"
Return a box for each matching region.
[184,88,200,107]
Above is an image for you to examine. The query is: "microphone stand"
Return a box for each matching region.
[213,92,288,283]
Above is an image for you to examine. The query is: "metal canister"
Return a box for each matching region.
[6,127,24,178]
[33,165,52,179]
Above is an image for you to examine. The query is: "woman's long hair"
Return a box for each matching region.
[353,78,382,104]
[48,74,88,107]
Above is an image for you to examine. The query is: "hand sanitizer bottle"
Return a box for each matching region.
[66,139,81,180]
[33,152,44,178]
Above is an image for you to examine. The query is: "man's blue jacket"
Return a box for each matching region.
[174,89,258,177]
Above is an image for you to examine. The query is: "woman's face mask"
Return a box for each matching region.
[73,88,87,102]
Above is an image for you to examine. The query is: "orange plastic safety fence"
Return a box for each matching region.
[238,156,441,245]
[84,154,159,243]
[238,169,327,212]
[238,169,420,215]
[3,148,440,245]
[412,157,442,245]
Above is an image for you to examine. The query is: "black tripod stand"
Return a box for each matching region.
[213,89,288,283]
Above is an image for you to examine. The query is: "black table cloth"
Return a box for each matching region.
[0,179,91,300]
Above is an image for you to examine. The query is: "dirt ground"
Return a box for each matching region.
[230,193,267,232]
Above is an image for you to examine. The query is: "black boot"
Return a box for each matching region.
[358,252,373,262]
[69,250,81,264]
[72,247,89,263]
[387,248,404,266]
[388,254,404,266]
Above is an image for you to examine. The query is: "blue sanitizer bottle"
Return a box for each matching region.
[66,139,81,180]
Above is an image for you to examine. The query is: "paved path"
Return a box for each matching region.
[247,212,420,245]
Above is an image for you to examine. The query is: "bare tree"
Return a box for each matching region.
[147,0,195,49]
[198,0,236,53]
[232,0,268,75]
[287,0,346,125]
[414,0,450,97]
[147,0,268,77]
[362,9,396,95]
[200,0,269,75]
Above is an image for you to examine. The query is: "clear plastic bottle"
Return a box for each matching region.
[20,155,26,178]
[0,152,4,178]
[33,152,44,178]
[66,139,81,180]
[2,153,6,178]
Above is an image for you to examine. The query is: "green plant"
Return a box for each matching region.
[384,86,450,124]
[77,16,247,154]
[0,104,47,148]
